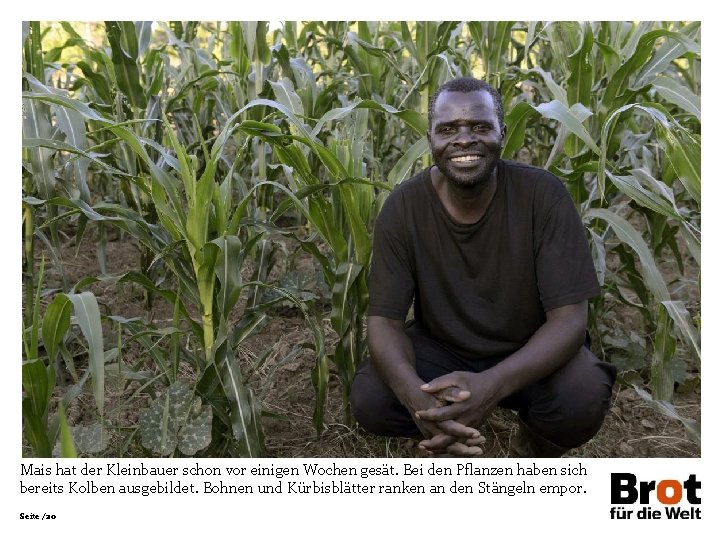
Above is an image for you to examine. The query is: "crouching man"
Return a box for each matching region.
[350,76,616,457]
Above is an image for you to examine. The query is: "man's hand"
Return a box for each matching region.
[406,378,487,456]
[414,302,590,453]
[415,370,503,452]
[366,316,496,456]
[406,386,479,442]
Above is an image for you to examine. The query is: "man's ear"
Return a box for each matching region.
[501,123,507,142]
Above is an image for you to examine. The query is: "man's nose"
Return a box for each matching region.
[453,127,478,146]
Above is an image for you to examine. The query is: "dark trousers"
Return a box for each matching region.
[350,323,617,449]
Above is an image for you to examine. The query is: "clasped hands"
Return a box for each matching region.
[411,370,501,457]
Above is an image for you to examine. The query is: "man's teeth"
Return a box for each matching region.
[451,155,480,162]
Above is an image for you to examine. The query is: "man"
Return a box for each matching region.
[350,77,616,457]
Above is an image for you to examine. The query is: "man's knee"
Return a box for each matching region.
[527,347,616,448]
[350,358,417,437]
[349,368,382,434]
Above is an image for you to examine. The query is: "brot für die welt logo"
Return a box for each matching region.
[610,473,701,520]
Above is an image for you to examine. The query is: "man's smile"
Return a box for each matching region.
[450,154,483,163]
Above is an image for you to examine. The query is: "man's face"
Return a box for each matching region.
[427,90,505,189]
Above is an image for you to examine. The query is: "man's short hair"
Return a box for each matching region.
[428,77,505,128]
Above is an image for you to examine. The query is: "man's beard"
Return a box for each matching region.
[433,151,500,190]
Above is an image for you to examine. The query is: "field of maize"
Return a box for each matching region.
[21,21,700,458]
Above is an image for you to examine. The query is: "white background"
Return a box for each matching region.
[6,2,715,538]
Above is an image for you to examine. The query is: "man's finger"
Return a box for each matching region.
[465,434,487,446]
[435,387,471,403]
[446,441,484,457]
[437,419,479,439]
[414,445,434,458]
[418,433,455,452]
[420,375,460,393]
[416,402,463,422]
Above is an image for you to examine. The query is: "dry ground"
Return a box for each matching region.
[36,231,700,459]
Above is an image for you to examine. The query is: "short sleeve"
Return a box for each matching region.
[368,192,415,320]
[534,191,600,311]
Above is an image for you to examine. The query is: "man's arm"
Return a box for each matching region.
[415,301,589,442]
[367,316,481,448]
[490,300,588,397]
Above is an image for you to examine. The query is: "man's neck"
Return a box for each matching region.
[430,166,498,225]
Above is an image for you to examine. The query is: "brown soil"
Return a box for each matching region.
[34,230,700,459]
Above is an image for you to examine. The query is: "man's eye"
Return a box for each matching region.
[439,127,454,133]
[473,125,490,132]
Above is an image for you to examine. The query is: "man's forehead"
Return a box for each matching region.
[435,89,493,109]
[432,90,498,124]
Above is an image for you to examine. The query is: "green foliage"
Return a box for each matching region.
[139,382,213,456]
[22,21,701,454]
[22,258,107,456]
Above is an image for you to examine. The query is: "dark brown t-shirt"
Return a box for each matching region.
[368,160,600,359]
